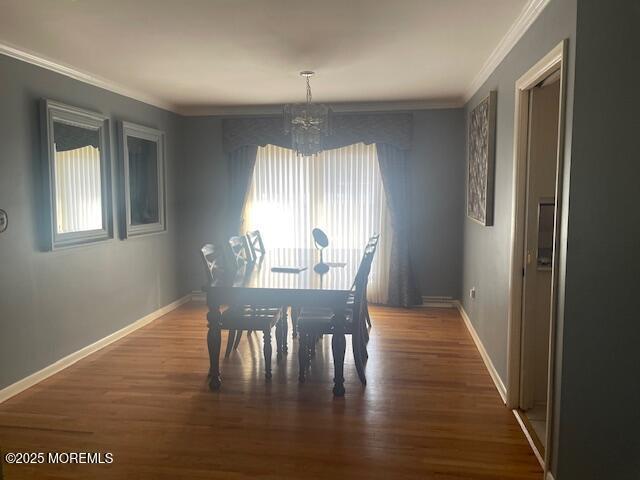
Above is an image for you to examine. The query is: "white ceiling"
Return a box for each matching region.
[0,0,535,114]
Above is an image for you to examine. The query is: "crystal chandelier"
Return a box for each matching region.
[283,71,331,156]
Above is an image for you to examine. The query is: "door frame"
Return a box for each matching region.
[506,39,568,474]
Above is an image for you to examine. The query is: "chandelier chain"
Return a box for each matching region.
[306,76,312,104]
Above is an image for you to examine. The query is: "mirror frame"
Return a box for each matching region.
[118,121,166,238]
[41,99,113,250]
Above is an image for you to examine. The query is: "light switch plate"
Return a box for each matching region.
[0,209,7,233]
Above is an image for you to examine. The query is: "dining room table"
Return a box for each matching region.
[204,247,361,396]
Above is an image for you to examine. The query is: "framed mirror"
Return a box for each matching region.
[119,122,166,238]
[41,99,113,249]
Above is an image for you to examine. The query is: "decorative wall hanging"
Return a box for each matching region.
[467,90,497,226]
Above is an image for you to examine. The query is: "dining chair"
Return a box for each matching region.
[246,230,266,262]
[200,243,286,379]
[228,235,252,269]
[296,244,375,387]
[358,234,379,329]
[226,235,253,352]
[245,230,291,351]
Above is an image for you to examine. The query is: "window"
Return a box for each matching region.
[243,143,390,303]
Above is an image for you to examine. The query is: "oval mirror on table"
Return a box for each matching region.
[312,228,330,274]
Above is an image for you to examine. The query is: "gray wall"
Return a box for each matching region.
[461,0,577,387]
[177,116,225,293]
[556,1,640,478]
[176,110,466,299]
[409,109,465,299]
[0,55,186,390]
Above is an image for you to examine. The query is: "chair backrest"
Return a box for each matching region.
[351,248,375,328]
[368,233,380,252]
[200,243,226,286]
[228,235,252,270]
[246,230,266,261]
[351,234,379,290]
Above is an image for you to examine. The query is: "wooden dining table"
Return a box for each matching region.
[204,247,360,396]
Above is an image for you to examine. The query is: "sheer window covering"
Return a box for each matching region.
[243,143,391,304]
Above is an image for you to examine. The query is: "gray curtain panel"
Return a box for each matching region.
[227,145,259,236]
[376,143,421,307]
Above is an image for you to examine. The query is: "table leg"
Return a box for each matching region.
[332,313,346,396]
[263,328,273,379]
[282,308,289,354]
[207,306,222,390]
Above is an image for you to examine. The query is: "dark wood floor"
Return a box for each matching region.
[0,302,541,479]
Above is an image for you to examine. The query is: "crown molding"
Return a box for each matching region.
[177,98,464,117]
[463,0,552,103]
[0,42,179,113]
[2,0,549,116]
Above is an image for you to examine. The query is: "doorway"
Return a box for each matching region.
[520,70,560,453]
[506,40,568,475]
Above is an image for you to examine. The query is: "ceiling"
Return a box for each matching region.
[0,0,534,114]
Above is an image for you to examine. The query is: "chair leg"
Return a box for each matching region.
[353,335,367,386]
[291,307,298,339]
[332,333,346,396]
[362,320,369,350]
[233,330,243,350]
[276,320,284,362]
[282,309,289,354]
[263,328,273,379]
[298,332,307,383]
[225,330,236,358]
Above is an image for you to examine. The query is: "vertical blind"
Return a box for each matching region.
[54,145,103,234]
[243,143,391,304]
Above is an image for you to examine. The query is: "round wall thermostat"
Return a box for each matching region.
[0,209,7,233]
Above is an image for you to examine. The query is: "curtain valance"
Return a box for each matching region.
[223,112,412,153]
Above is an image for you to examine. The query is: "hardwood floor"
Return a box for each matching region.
[0,302,542,479]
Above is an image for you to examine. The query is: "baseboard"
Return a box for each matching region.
[454,300,507,403]
[512,409,545,468]
[191,290,206,302]
[420,296,456,308]
[0,294,193,404]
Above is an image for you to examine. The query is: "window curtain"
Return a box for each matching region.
[243,143,391,304]
[223,112,420,307]
[227,145,259,235]
[376,144,421,307]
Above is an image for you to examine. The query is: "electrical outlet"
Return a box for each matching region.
[469,287,476,300]
[0,209,7,233]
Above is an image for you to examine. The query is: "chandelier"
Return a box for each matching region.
[283,71,331,156]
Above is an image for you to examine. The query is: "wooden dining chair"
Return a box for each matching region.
[296,245,375,387]
[200,243,286,379]
[226,236,253,352]
[229,235,252,269]
[244,230,291,352]
[201,243,225,288]
[359,234,379,329]
[246,230,266,262]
